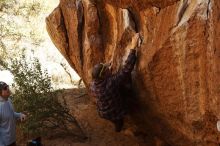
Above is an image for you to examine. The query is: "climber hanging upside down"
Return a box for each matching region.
[90,33,141,132]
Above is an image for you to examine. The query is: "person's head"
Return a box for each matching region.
[0,81,10,99]
[92,63,111,80]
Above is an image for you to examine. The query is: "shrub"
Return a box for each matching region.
[1,54,86,139]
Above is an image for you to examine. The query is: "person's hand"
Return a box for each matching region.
[130,33,140,49]
[20,113,27,122]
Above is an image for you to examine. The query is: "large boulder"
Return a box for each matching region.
[46,0,220,145]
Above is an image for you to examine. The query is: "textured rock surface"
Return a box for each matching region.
[46,0,220,145]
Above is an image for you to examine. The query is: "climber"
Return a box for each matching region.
[90,33,141,132]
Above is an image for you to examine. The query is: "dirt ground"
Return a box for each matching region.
[16,88,149,146]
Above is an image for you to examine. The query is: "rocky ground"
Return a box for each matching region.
[16,88,153,146]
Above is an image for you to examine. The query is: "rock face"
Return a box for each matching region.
[46,0,220,145]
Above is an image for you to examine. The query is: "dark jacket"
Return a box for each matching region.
[90,50,136,121]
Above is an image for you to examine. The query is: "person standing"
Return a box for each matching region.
[0,81,26,146]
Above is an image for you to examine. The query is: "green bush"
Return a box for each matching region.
[1,54,86,139]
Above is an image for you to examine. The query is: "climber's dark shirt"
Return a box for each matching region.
[90,50,136,121]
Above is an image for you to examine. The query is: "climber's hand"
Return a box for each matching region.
[130,33,140,49]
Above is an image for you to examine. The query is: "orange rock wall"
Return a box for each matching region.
[46,0,220,145]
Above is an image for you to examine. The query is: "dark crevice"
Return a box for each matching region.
[204,0,211,47]
[127,7,140,33]
[94,1,107,59]
[206,0,211,20]
[59,6,78,73]
[204,0,211,114]
[154,6,161,16]
[76,0,85,70]
[59,6,70,58]
[176,0,189,26]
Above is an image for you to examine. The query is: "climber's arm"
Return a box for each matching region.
[121,49,137,74]
[110,49,137,83]
[108,33,140,84]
